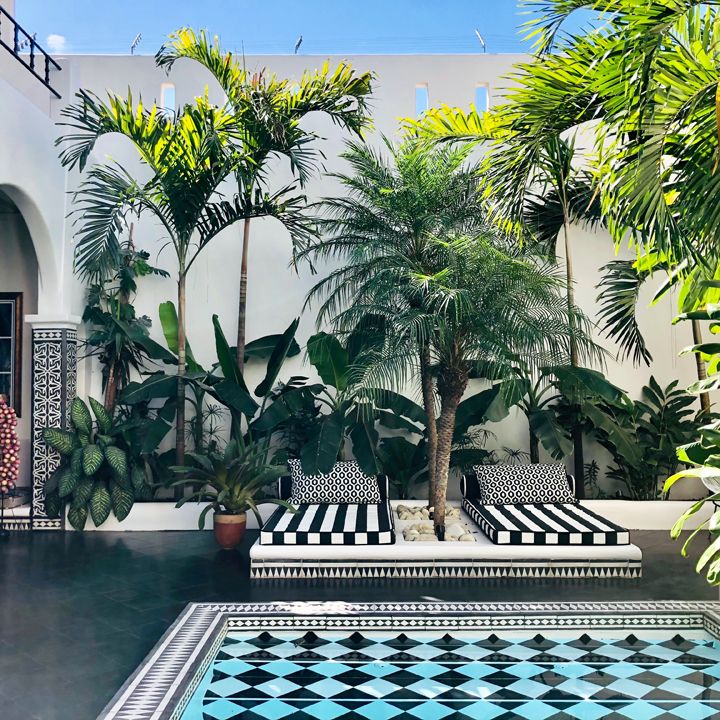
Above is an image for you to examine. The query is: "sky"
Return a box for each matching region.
[15,1,588,56]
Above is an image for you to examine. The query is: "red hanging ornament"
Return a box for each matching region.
[0,395,19,494]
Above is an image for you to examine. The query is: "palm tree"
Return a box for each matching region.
[155,29,374,371]
[303,138,493,508]
[503,0,720,580]
[409,107,604,494]
[419,236,579,534]
[56,91,241,466]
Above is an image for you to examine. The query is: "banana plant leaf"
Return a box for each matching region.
[307,332,349,391]
[300,410,345,475]
[528,408,572,460]
[255,318,300,397]
[549,365,626,404]
[349,419,382,476]
[244,334,301,361]
[159,301,203,373]
[120,373,178,404]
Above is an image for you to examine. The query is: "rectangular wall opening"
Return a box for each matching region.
[415,84,429,117]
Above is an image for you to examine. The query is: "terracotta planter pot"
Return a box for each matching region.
[213,512,246,550]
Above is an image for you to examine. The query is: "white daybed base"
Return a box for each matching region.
[250,501,642,580]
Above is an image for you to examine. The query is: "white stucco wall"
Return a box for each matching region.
[0,50,705,498]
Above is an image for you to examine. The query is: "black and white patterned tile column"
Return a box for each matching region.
[30,324,78,530]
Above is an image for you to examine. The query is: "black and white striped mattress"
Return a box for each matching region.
[260,502,395,545]
[463,498,630,546]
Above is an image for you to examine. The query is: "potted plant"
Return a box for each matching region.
[172,439,291,550]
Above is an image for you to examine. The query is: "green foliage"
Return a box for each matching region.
[172,440,291,528]
[665,307,720,582]
[583,377,700,500]
[42,396,153,529]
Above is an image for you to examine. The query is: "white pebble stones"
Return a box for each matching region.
[396,505,475,542]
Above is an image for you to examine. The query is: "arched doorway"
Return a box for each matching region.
[0,188,38,511]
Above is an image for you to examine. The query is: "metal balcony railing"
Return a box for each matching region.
[0,6,61,98]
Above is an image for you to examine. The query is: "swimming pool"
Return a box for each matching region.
[97,602,720,720]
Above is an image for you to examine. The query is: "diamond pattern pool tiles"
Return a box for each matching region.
[180,629,720,720]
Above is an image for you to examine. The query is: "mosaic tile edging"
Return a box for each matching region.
[96,601,720,720]
[250,558,642,580]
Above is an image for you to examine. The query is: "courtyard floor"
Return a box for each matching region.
[0,529,716,720]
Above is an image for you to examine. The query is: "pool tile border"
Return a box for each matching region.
[96,601,720,720]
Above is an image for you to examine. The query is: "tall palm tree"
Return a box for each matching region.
[417,236,578,534]
[155,29,374,371]
[57,91,242,466]
[303,138,493,508]
[409,107,603,493]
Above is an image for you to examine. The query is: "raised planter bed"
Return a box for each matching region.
[66,498,714,532]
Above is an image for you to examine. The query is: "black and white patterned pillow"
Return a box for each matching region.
[288,460,381,504]
[472,463,574,504]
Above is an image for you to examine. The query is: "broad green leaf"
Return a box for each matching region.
[70,397,92,435]
[44,490,62,519]
[307,332,349,391]
[42,427,78,456]
[300,411,344,475]
[580,402,643,467]
[350,419,382,476]
[67,504,88,531]
[82,444,104,476]
[73,477,95,507]
[211,379,259,418]
[550,366,626,403]
[58,467,80,498]
[212,314,243,385]
[88,397,113,434]
[255,318,300,397]
[110,482,134,521]
[120,373,178,404]
[244,334,301,361]
[105,445,129,481]
[90,482,112,526]
[159,301,201,372]
[528,408,572,459]
[372,389,428,426]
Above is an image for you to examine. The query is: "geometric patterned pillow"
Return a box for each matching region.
[472,463,575,505]
[288,459,381,504]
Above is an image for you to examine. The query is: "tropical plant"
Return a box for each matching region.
[303,138,494,507]
[419,235,583,534]
[56,88,240,468]
[512,364,625,463]
[582,377,700,500]
[43,397,152,530]
[156,28,374,371]
[666,307,720,583]
[406,107,605,495]
[82,236,169,410]
[494,0,720,580]
[171,438,291,529]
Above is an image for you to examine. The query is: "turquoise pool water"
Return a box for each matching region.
[180,628,720,719]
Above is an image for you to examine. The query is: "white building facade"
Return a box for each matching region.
[0,2,700,529]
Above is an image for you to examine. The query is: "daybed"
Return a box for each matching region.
[461,464,630,546]
[259,460,395,546]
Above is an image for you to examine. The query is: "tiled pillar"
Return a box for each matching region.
[28,319,79,530]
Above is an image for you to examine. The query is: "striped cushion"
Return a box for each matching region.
[260,502,395,545]
[463,498,629,546]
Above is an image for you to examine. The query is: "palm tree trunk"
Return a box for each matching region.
[692,319,711,413]
[104,361,117,412]
[562,215,585,499]
[176,274,187,468]
[419,344,438,509]
[236,217,251,372]
[433,367,468,538]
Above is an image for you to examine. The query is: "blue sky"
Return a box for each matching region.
[16,1,584,56]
